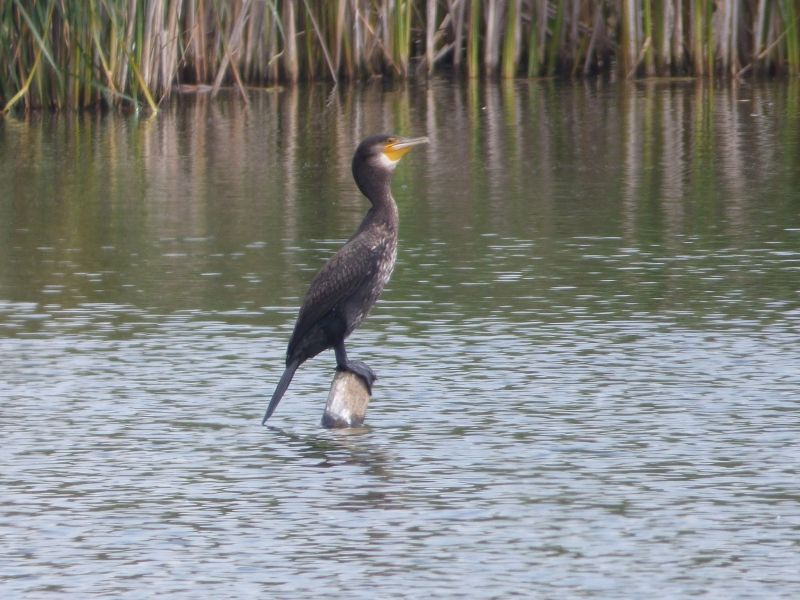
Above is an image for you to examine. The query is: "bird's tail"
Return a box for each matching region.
[263,360,299,424]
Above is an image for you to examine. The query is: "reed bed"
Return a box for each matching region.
[2,1,800,112]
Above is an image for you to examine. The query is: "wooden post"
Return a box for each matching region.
[321,370,371,428]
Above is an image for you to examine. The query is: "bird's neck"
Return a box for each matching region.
[354,167,398,228]
[355,164,391,202]
[358,194,398,238]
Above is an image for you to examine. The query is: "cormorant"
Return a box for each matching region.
[263,134,428,424]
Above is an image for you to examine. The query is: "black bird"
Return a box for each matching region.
[263,134,428,424]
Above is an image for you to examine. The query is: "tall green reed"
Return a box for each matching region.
[3,0,800,112]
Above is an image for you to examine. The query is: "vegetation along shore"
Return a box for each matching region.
[1,1,799,112]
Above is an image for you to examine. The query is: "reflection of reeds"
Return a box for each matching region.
[3,1,800,111]
[3,79,798,312]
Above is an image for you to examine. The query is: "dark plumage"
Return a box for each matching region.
[263,134,428,424]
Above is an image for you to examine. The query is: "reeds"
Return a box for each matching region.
[2,1,800,112]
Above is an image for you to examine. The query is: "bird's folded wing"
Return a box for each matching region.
[289,237,384,344]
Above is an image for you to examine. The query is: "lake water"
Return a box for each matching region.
[1,79,799,598]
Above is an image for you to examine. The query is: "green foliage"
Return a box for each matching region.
[2,0,800,112]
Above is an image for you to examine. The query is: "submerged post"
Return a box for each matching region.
[321,370,371,428]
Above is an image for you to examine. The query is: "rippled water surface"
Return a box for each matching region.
[2,81,799,598]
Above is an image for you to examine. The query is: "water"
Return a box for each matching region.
[1,80,799,598]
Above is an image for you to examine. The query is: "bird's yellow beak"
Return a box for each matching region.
[383,136,429,163]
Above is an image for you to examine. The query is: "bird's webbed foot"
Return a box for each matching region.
[337,360,377,394]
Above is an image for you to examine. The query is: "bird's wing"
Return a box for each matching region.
[289,236,385,349]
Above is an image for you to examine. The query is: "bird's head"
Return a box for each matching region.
[352,134,428,202]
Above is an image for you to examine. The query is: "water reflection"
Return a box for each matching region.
[1,81,799,598]
[2,81,799,318]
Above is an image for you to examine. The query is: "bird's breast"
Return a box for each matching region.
[375,235,398,289]
[345,231,397,333]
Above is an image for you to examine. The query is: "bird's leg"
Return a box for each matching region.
[334,342,377,393]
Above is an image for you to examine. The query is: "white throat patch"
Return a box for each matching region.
[377,152,399,170]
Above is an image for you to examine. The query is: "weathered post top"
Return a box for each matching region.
[321,370,371,428]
